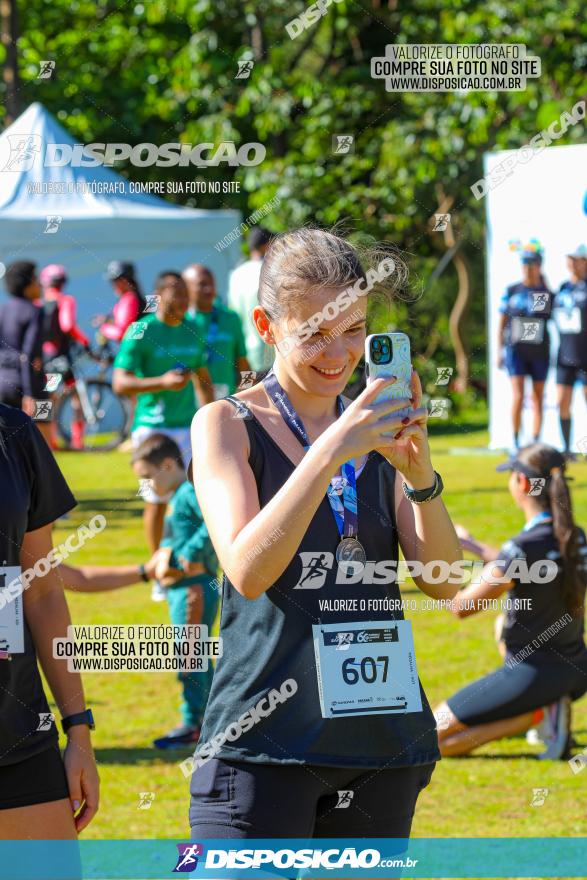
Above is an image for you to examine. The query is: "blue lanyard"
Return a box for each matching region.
[262,370,359,540]
[523,511,552,532]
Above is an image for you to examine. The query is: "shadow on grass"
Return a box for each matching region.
[95,747,194,765]
[450,752,541,760]
[428,421,489,438]
[72,498,144,519]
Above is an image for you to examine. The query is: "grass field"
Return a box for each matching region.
[47,422,587,842]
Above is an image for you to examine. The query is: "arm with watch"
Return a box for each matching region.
[56,556,159,593]
[377,371,463,601]
[21,524,99,833]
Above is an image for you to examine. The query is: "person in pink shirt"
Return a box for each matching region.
[40,264,89,355]
[98,261,146,342]
[40,264,90,450]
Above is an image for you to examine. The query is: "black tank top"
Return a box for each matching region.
[197,398,440,768]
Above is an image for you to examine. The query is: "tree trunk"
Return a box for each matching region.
[433,186,471,393]
[1,0,21,123]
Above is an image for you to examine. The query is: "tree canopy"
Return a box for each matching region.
[2,0,585,390]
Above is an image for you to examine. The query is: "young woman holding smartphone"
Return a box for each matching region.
[189,228,462,839]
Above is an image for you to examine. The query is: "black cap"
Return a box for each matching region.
[105,260,136,282]
[496,449,566,479]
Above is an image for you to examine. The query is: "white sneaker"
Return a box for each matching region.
[538,696,572,760]
[151,580,167,602]
[527,705,556,745]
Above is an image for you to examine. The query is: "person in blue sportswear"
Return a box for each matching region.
[497,240,553,452]
[553,244,587,458]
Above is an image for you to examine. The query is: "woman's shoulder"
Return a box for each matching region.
[191,394,256,454]
[195,385,267,422]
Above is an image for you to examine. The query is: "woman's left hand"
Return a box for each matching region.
[63,735,100,833]
[374,370,435,488]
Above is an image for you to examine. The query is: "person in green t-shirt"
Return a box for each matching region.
[130,432,220,749]
[113,271,214,555]
[182,264,251,398]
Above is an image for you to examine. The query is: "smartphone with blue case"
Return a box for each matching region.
[365,332,412,424]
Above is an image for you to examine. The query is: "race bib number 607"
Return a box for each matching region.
[312,620,422,718]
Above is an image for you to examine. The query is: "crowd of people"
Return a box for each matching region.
[0,227,585,844]
[498,240,587,455]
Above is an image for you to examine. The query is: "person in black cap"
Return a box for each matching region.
[497,240,553,451]
[553,244,587,458]
[0,261,52,444]
[97,261,146,343]
[435,443,587,759]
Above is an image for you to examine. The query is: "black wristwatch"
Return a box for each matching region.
[62,708,95,734]
[402,471,444,504]
[138,563,149,583]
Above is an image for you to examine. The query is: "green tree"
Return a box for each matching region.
[4,0,586,390]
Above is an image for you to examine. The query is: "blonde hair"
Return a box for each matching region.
[258,227,406,322]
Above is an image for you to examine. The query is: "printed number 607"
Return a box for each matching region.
[341,656,389,685]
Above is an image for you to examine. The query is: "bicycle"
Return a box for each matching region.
[47,339,133,452]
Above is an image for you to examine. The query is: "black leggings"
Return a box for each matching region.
[190,757,435,838]
[447,654,587,727]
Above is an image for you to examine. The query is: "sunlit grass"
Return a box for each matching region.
[46,433,587,840]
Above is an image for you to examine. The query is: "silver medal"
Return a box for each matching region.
[336,537,367,578]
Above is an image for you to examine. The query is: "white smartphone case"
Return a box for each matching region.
[365,332,412,420]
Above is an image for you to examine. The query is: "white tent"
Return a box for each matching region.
[0,103,242,327]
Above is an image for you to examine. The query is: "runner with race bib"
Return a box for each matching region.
[497,240,553,452]
[188,228,462,839]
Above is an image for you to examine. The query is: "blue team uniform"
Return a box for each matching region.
[499,282,552,380]
[553,278,587,386]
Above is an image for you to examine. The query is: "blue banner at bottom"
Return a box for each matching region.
[0,838,584,878]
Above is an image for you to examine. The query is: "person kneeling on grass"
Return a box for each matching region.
[435,443,587,760]
[130,433,220,749]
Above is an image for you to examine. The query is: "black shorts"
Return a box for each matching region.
[505,348,549,381]
[0,745,69,810]
[556,361,587,387]
[447,654,587,727]
[189,757,435,838]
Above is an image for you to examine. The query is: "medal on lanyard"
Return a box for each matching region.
[262,370,366,566]
[205,307,220,365]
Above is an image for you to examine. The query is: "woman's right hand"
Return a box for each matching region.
[161,369,191,391]
[318,377,428,468]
